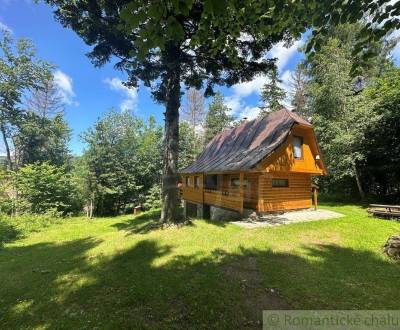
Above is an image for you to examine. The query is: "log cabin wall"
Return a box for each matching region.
[256,125,325,175]
[258,172,312,212]
[181,174,204,204]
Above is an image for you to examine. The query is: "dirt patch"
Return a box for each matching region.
[221,256,291,328]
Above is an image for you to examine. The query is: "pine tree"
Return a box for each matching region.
[204,92,233,144]
[260,67,286,116]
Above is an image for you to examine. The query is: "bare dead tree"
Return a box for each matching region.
[181,88,205,132]
[27,78,64,118]
[290,65,309,118]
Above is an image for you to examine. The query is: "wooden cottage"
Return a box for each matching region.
[180,108,326,217]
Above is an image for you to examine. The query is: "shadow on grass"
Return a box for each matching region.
[202,217,230,227]
[113,209,197,234]
[1,231,400,329]
[112,209,162,235]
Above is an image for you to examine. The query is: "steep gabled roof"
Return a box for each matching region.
[181,108,311,174]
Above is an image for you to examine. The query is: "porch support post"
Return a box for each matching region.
[313,188,318,210]
[239,172,244,215]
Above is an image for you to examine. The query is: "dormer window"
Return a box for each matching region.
[293,136,303,159]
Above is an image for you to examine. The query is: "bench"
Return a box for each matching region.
[367,204,400,219]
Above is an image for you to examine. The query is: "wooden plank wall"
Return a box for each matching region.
[181,174,203,204]
[204,190,242,212]
[258,172,312,212]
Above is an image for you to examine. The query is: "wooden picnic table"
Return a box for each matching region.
[368,204,400,219]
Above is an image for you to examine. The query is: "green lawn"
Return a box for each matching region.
[1,204,399,329]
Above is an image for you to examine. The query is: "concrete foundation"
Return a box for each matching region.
[210,205,242,221]
[184,201,252,221]
[183,201,210,219]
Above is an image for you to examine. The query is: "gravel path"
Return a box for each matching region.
[231,209,344,229]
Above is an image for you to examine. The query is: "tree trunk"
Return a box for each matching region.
[1,124,12,170]
[89,199,93,219]
[354,165,366,201]
[160,54,181,223]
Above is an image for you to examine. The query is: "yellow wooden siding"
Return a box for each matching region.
[204,189,242,212]
[256,125,325,175]
[258,172,312,212]
[181,174,203,204]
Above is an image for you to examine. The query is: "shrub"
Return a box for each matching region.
[15,162,83,215]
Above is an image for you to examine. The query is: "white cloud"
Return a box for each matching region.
[104,77,138,112]
[240,106,261,120]
[232,75,269,98]
[53,70,78,106]
[0,21,12,33]
[224,95,242,114]
[269,39,304,71]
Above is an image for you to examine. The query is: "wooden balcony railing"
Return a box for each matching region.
[181,182,245,214]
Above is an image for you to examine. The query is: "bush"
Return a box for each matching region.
[15,162,83,215]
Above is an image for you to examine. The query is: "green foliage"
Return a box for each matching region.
[82,111,163,216]
[15,162,81,215]
[204,92,233,144]
[13,112,71,167]
[143,184,161,211]
[304,23,395,199]
[260,66,286,115]
[0,31,52,168]
[179,121,203,170]
[360,69,400,202]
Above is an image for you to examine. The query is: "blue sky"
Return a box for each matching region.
[1,0,399,155]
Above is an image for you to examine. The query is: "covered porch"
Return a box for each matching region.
[181,172,259,214]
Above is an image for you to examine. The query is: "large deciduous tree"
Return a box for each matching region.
[0,31,51,169]
[44,0,400,222]
[82,111,163,216]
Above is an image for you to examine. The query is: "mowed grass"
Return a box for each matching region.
[1,204,400,329]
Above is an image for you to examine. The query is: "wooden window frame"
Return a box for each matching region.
[185,176,191,187]
[272,178,289,188]
[293,135,304,160]
[230,177,248,189]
